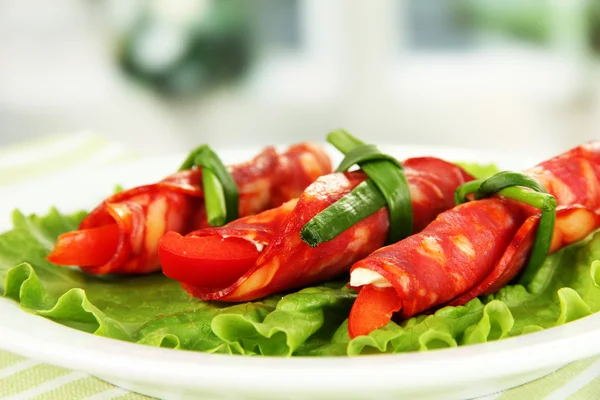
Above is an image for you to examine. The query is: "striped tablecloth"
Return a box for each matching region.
[1,133,600,400]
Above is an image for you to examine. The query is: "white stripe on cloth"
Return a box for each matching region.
[3,371,88,400]
[84,387,129,400]
[0,360,41,380]
[544,358,600,400]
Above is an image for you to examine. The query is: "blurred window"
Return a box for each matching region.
[403,0,474,51]
[254,0,301,51]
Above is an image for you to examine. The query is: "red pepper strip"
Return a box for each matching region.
[47,224,119,267]
[348,286,402,339]
[47,144,331,275]
[159,200,296,291]
[160,232,260,289]
[448,205,600,305]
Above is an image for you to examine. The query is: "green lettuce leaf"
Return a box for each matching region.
[2,203,600,356]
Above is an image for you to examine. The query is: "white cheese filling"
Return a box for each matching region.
[350,268,392,288]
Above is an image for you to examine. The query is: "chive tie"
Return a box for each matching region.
[301,130,413,247]
[179,145,239,226]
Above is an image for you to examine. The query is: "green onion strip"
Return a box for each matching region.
[300,180,387,246]
[455,170,557,275]
[300,130,413,247]
[179,145,239,226]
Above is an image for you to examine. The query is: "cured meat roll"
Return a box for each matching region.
[348,142,600,338]
[160,157,473,302]
[47,143,331,275]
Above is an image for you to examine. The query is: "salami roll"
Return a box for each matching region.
[348,141,600,338]
[47,143,331,274]
[162,157,473,302]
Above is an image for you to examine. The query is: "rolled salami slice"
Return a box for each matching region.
[348,141,600,338]
[162,157,473,302]
[47,143,331,275]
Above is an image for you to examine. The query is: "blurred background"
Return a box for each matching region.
[1,0,599,158]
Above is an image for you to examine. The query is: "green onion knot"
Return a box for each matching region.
[455,170,556,277]
[300,129,413,247]
[179,145,239,226]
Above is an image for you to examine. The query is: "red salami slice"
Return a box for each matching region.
[47,144,331,274]
[447,205,600,305]
[348,141,600,338]
[166,157,473,302]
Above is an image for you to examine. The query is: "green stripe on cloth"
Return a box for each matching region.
[31,376,119,400]
[0,362,70,397]
[495,356,600,400]
[0,350,26,368]
[113,392,157,399]
[0,349,156,400]
[569,374,600,400]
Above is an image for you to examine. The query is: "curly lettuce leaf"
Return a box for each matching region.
[211,285,355,356]
[1,207,600,357]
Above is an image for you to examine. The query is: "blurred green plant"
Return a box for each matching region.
[587,0,600,55]
[462,0,552,45]
[459,0,600,55]
[116,0,251,96]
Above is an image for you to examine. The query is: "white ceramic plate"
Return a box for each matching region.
[0,144,598,400]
